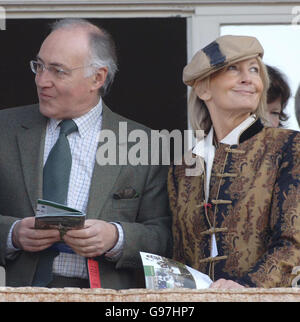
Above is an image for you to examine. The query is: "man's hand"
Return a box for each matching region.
[210,278,245,289]
[12,217,60,252]
[62,219,118,258]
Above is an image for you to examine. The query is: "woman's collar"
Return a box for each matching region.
[220,115,257,145]
[192,114,261,156]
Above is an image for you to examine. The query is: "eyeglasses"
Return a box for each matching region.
[30,60,92,79]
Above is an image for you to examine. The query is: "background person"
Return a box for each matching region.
[295,84,300,128]
[168,35,300,289]
[0,18,172,288]
[265,65,291,128]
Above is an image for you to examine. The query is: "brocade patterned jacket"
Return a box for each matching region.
[168,119,300,287]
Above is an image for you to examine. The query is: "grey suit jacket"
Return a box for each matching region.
[0,103,172,289]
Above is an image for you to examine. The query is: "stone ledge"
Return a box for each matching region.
[0,287,300,302]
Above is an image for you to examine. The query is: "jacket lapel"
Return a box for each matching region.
[16,103,123,218]
[16,111,47,212]
[86,103,123,219]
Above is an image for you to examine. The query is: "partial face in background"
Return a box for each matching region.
[266,98,281,128]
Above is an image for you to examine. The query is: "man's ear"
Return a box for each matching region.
[91,67,108,91]
[194,79,211,101]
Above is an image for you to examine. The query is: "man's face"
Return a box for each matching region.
[35,28,99,120]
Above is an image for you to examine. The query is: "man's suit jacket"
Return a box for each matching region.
[0,103,172,289]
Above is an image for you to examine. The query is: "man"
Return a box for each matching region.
[0,19,171,288]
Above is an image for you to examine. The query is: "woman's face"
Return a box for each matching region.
[200,58,264,117]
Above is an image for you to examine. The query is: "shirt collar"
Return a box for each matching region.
[192,114,256,157]
[47,98,103,137]
[220,114,256,145]
[192,126,213,159]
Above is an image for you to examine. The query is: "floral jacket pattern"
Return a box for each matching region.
[168,119,300,287]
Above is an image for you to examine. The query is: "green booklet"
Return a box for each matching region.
[35,199,86,236]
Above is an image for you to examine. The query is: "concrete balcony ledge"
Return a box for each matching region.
[0,287,300,302]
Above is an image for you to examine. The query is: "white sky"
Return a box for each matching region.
[221,25,300,131]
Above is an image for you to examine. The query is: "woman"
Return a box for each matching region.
[265,65,290,128]
[168,35,300,288]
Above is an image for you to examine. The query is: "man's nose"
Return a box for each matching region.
[35,69,53,87]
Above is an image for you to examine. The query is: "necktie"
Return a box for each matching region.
[43,119,78,204]
[32,119,78,287]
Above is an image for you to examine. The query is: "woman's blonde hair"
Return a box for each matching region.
[188,57,269,138]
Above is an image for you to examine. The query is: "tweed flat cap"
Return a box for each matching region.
[183,35,264,86]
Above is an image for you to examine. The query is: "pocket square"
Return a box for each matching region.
[113,187,139,200]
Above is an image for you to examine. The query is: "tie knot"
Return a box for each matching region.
[59,119,78,136]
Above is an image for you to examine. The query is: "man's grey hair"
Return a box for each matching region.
[51,18,118,97]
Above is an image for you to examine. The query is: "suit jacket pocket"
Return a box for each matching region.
[112,197,140,209]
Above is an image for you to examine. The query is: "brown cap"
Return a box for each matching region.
[183,35,264,86]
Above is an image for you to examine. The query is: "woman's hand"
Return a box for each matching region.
[210,278,245,289]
